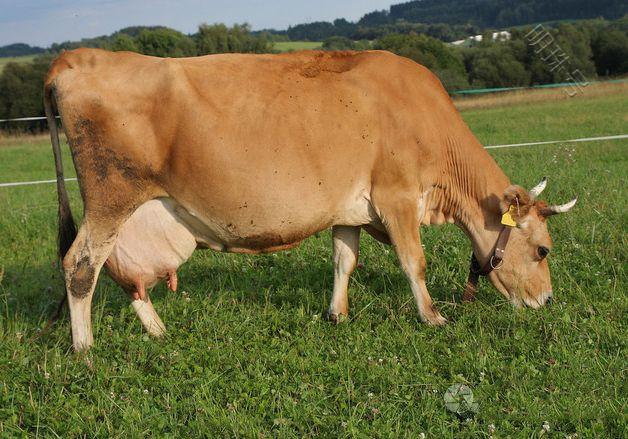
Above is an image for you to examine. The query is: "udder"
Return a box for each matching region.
[105,199,198,300]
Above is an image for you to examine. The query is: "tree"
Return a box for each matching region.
[137,28,197,57]
[463,42,530,88]
[287,22,338,41]
[195,23,272,55]
[591,28,628,76]
[358,10,390,26]
[110,34,140,52]
[553,24,597,80]
[513,24,597,85]
[322,37,370,51]
[0,56,53,131]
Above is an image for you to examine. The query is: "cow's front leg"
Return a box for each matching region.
[380,203,446,325]
[326,225,360,322]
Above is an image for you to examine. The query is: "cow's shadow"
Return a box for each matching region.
[154,236,469,317]
[175,250,392,309]
[5,234,470,349]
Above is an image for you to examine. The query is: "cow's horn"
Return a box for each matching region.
[541,197,577,216]
[529,176,547,199]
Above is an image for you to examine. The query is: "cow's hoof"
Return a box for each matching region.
[462,291,476,303]
[325,311,348,324]
[424,312,447,326]
[145,322,167,337]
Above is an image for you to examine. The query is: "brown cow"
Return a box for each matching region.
[44,49,576,351]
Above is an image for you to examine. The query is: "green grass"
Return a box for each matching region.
[274,41,322,52]
[0,92,626,436]
[0,55,35,72]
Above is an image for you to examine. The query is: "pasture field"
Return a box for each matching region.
[0,55,35,72]
[0,91,626,436]
[274,41,323,52]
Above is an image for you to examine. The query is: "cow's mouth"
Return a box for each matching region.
[521,291,553,308]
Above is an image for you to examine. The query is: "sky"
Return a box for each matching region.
[0,0,396,47]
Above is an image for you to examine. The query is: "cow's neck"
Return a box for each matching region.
[429,136,510,264]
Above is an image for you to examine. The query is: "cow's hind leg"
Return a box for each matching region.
[60,116,161,350]
[379,202,446,325]
[132,296,166,337]
[326,225,360,322]
[128,278,166,337]
[64,216,128,351]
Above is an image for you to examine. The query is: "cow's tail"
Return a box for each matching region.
[44,83,76,260]
[41,80,76,330]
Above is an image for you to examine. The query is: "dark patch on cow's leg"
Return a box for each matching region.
[69,255,95,299]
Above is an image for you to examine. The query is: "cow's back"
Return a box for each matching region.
[48,48,479,252]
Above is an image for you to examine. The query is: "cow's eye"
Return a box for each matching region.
[537,246,550,259]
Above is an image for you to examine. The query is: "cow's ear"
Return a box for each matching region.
[501,185,532,220]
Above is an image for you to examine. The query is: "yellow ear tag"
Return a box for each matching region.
[501,205,517,227]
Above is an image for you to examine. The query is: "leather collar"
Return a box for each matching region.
[462,226,512,302]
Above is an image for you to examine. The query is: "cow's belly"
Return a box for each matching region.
[168,186,377,253]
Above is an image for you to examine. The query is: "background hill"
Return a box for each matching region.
[281,0,627,42]
[0,43,45,57]
[381,0,627,27]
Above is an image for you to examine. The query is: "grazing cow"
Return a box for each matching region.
[44,49,576,351]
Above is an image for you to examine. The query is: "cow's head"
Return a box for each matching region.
[487,177,576,308]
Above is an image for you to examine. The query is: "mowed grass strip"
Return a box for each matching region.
[0,92,626,436]
[0,55,36,73]
[274,41,322,52]
[453,80,628,111]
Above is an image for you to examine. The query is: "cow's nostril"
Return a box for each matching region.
[545,296,553,305]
